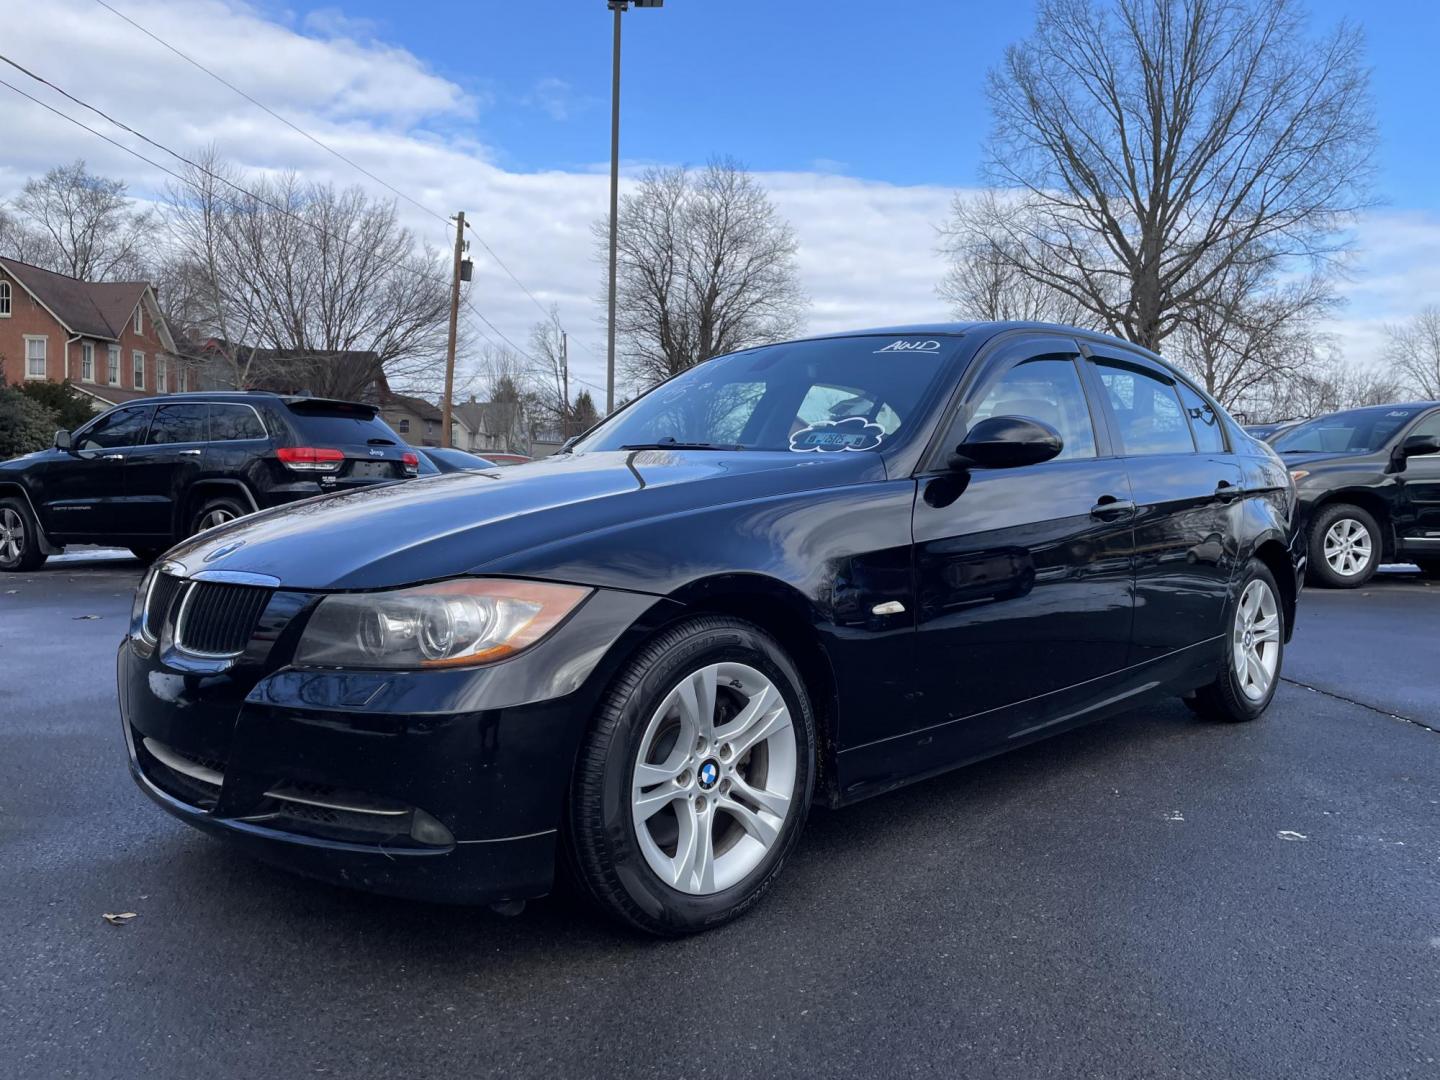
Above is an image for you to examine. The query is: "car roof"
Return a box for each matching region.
[111,391,374,410]
[775,321,1170,363]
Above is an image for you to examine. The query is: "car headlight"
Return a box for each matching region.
[294,578,592,670]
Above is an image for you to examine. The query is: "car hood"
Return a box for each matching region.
[164,449,885,590]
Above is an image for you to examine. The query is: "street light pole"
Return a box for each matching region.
[605,0,661,416]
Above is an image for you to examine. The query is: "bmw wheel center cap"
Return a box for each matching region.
[698,760,720,790]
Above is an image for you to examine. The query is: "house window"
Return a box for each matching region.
[395,417,410,433]
[0,280,10,317]
[134,305,143,335]
[107,345,120,385]
[24,336,47,380]
[81,342,95,382]
[177,366,187,392]
[156,356,167,393]
[133,350,145,389]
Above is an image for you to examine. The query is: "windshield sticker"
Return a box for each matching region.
[874,339,941,355]
[789,417,885,453]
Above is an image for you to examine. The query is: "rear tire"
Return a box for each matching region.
[568,615,816,936]
[1306,503,1380,588]
[1189,558,1284,723]
[0,498,48,572]
[189,495,248,536]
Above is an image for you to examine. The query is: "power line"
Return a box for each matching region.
[92,0,564,332]
[0,57,518,350]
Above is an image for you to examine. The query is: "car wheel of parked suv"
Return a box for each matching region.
[569,616,816,936]
[1307,503,1380,588]
[190,496,248,536]
[0,498,47,572]
[1188,559,1285,723]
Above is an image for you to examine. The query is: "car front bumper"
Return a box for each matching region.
[117,587,678,904]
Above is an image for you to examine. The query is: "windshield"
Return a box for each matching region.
[574,335,960,454]
[1271,405,1425,454]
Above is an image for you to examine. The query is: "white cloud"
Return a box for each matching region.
[1,0,1436,399]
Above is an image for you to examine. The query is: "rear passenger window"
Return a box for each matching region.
[210,404,266,441]
[147,403,208,444]
[1095,363,1195,455]
[1177,383,1225,453]
[967,356,1096,460]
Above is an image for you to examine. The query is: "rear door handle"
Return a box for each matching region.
[101,453,125,462]
[179,449,202,457]
[1214,480,1241,502]
[1090,494,1136,521]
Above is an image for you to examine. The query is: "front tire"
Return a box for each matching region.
[569,616,816,936]
[1307,503,1380,588]
[1189,559,1284,722]
[0,498,48,572]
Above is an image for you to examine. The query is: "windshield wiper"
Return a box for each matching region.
[619,438,744,451]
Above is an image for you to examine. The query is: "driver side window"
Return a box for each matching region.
[961,356,1097,461]
[75,406,153,451]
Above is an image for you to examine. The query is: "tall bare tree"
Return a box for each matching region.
[600,157,806,392]
[527,310,576,435]
[1385,307,1440,399]
[11,160,153,280]
[164,151,452,399]
[941,0,1375,353]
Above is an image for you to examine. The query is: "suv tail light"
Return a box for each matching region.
[277,446,345,472]
[402,451,419,476]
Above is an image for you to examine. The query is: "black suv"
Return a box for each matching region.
[0,392,417,571]
[1271,402,1440,587]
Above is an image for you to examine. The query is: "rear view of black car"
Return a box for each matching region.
[0,392,417,571]
[1270,403,1440,586]
[116,323,1302,936]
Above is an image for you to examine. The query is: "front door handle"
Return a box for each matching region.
[1090,494,1136,521]
[179,449,202,457]
[1214,480,1241,503]
[101,453,125,463]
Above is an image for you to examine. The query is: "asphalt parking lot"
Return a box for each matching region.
[2,555,1437,1080]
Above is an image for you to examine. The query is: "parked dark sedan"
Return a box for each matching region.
[117,323,1301,935]
[1270,402,1440,586]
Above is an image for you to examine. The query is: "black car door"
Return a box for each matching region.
[124,402,210,537]
[910,334,1136,758]
[39,404,154,538]
[1398,409,1440,547]
[1084,350,1243,666]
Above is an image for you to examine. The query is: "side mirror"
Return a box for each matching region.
[950,415,1063,471]
[53,430,71,451]
[1399,434,1440,460]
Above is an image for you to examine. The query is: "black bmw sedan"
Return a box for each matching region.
[118,323,1302,935]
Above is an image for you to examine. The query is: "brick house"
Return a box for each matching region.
[0,256,184,410]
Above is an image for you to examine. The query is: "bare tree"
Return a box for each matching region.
[1240,351,1405,422]
[527,310,575,435]
[942,0,1375,352]
[164,151,452,399]
[12,160,153,280]
[599,157,807,392]
[1385,307,1440,399]
[474,344,534,453]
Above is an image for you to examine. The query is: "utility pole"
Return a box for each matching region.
[442,210,465,448]
[605,4,623,416]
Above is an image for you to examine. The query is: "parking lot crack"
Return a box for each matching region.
[1281,677,1440,736]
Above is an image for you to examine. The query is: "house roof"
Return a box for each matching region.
[0,256,149,341]
[454,399,519,434]
[380,389,444,423]
[73,383,162,409]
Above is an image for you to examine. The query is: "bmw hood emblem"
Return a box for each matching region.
[203,540,245,563]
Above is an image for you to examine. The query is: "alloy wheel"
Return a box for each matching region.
[631,662,797,896]
[199,508,237,531]
[1232,578,1281,702]
[0,508,24,564]
[1322,517,1372,577]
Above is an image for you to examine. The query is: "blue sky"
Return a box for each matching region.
[5,0,1440,393]
[264,0,1440,207]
